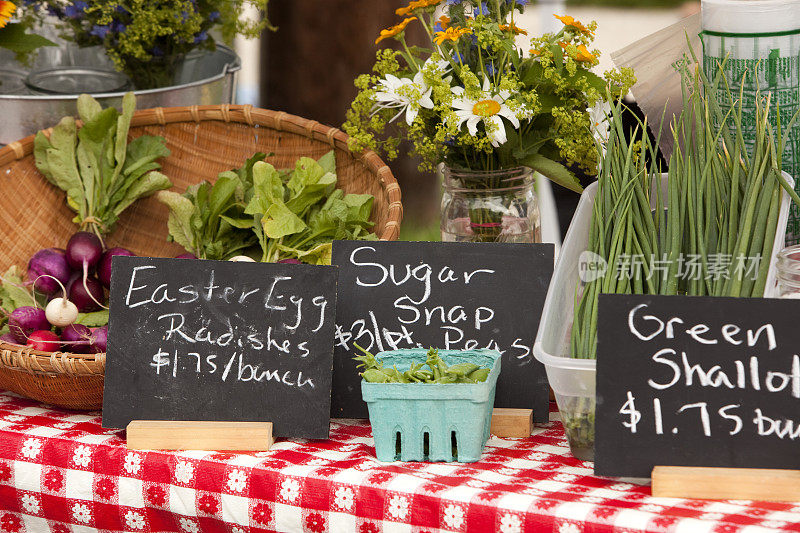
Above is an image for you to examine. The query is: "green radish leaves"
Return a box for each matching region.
[33,93,172,236]
[159,150,377,264]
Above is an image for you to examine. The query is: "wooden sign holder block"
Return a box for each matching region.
[127,421,273,451]
[652,466,800,502]
[490,408,533,438]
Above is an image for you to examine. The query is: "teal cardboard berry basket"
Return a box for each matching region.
[361,349,501,463]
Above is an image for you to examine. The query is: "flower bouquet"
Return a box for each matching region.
[344,0,634,242]
[19,0,272,90]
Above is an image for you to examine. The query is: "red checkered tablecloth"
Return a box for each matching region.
[0,391,798,533]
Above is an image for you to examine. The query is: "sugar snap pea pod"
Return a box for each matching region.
[403,370,421,383]
[456,376,476,383]
[448,363,480,377]
[383,367,404,382]
[361,369,390,383]
[415,370,434,382]
[468,368,490,382]
[435,375,457,384]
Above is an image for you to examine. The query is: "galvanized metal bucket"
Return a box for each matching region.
[0,45,241,145]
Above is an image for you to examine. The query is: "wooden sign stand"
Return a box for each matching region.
[126,421,274,451]
[652,466,800,502]
[490,408,533,438]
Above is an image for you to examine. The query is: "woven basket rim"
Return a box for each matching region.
[0,104,402,378]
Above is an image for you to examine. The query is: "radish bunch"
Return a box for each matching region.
[0,231,133,353]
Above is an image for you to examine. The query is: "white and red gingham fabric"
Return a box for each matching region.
[0,390,799,533]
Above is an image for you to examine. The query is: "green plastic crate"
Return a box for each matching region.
[361,349,502,463]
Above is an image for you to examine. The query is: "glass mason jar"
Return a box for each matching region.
[440,166,541,243]
[776,245,800,298]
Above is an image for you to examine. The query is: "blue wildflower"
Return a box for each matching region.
[511,0,528,4]
[151,46,164,57]
[89,25,110,38]
[193,30,208,44]
[452,50,465,63]
[486,63,495,77]
[446,0,462,4]
[209,11,220,22]
[473,2,488,16]
[111,21,126,33]
[64,1,87,19]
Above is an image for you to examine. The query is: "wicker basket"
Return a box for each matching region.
[0,104,403,410]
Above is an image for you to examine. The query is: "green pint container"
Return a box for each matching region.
[361,349,501,463]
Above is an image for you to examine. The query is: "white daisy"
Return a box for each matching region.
[499,513,522,533]
[21,494,40,514]
[450,77,521,147]
[125,511,145,530]
[72,502,92,523]
[227,469,246,493]
[123,452,142,475]
[387,494,409,519]
[443,504,464,529]
[72,445,92,467]
[374,72,434,126]
[21,438,42,459]
[174,460,194,484]
[334,486,354,510]
[279,478,300,502]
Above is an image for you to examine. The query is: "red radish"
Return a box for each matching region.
[175,253,197,259]
[26,330,60,352]
[229,255,255,262]
[60,324,92,353]
[8,307,50,344]
[66,232,107,311]
[65,232,103,271]
[68,275,104,312]
[28,248,70,295]
[98,247,134,288]
[278,258,302,264]
[89,326,107,353]
[0,333,21,345]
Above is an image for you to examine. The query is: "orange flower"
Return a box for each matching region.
[434,26,473,46]
[376,17,417,44]
[554,14,593,36]
[559,42,596,63]
[396,0,442,16]
[499,23,528,36]
[436,15,450,30]
[529,48,541,56]
[0,1,16,29]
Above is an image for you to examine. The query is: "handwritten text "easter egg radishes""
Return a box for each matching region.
[123,265,331,389]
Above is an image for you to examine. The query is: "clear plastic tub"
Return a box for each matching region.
[533,173,794,461]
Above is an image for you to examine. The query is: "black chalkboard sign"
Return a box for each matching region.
[596,294,800,478]
[331,240,554,420]
[101,257,338,439]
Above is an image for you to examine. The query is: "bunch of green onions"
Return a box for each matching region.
[571,55,800,360]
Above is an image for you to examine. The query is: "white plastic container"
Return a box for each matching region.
[533,172,794,460]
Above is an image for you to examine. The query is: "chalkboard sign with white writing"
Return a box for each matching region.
[331,241,554,419]
[101,257,338,438]
[596,294,800,478]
